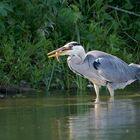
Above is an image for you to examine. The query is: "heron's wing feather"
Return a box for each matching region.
[85,51,133,83]
[96,57,131,82]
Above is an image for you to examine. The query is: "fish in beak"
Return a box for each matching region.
[47,46,70,61]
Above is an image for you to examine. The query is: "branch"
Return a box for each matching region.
[107,5,140,17]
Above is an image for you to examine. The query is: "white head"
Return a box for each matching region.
[48,41,86,61]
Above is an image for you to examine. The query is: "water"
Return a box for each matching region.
[0,86,140,140]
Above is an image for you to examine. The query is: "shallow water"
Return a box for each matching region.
[0,86,140,140]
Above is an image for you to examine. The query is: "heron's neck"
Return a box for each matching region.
[68,52,86,64]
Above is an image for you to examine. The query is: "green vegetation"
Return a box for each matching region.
[0,0,140,91]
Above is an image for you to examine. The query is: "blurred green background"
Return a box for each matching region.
[0,0,139,91]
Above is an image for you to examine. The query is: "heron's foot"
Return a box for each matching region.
[108,96,114,103]
[94,97,100,104]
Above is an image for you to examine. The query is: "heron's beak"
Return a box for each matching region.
[47,46,70,59]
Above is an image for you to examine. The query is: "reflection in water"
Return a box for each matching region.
[67,97,140,140]
[0,92,139,140]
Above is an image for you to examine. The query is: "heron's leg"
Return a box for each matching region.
[107,84,114,96]
[94,84,100,97]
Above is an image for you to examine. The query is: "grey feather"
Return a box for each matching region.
[129,63,140,80]
[136,72,140,80]
[86,51,137,83]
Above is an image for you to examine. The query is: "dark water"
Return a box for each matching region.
[0,87,140,140]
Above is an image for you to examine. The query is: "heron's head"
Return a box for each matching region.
[47,41,85,59]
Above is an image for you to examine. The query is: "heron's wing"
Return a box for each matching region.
[85,51,133,83]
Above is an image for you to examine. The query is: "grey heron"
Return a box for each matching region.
[48,41,140,97]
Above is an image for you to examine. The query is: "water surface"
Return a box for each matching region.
[0,86,140,140]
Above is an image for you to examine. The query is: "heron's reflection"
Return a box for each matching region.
[68,96,135,140]
[93,97,115,130]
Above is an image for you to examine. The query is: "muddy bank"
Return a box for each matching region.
[0,84,35,98]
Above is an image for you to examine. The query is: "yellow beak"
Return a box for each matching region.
[47,46,70,58]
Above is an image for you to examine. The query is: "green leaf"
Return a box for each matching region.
[124,0,133,10]
[0,2,13,17]
[135,33,140,41]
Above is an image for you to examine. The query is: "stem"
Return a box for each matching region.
[47,62,55,91]
[107,5,140,17]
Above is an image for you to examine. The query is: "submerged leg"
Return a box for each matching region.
[107,84,114,96]
[94,84,100,97]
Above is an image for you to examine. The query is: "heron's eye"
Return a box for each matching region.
[69,45,73,50]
